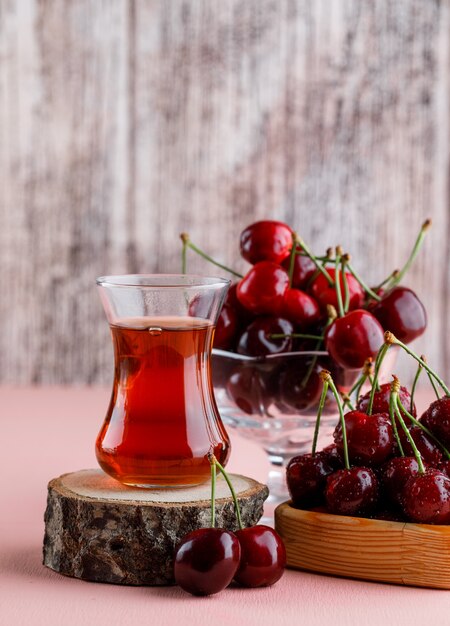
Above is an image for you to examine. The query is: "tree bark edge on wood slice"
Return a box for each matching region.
[43,469,269,586]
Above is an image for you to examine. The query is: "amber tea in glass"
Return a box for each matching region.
[96,275,230,487]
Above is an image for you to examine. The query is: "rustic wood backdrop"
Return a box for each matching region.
[0,0,449,384]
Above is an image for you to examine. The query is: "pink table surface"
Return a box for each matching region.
[1,386,449,626]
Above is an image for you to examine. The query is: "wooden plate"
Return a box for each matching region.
[275,501,450,589]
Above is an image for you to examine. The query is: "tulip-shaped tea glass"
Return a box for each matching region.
[96,274,231,488]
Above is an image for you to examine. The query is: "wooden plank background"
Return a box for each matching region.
[0,0,449,384]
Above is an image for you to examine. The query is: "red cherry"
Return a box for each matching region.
[226,366,270,415]
[420,397,450,448]
[277,358,322,411]
[333,410,394,467]
[224,283,255,324]
[286,452,335,508]
[320,444,344,470]
[398,426,443,467]
[325,467,379,516]
[281,246,316,288]
[282,289,321,328]
[309,268,364,312]
[174,528,241,596]
[381,457,423,508]
[402,470,450,524]
[237,262,289,315]
[357,382,417,418]
[439,459,450,478]
[240,220,293,265]
[234,525,286,588]
[370,286,427,344]
[237,316,293,357]
[325,310,384,370]
[214,304,238,350]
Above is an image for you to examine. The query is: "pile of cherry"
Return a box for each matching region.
[286,333,450,525]
[174,455,286,596]
[183,219,429,414]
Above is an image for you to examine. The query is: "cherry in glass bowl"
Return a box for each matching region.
[211,347,398,518]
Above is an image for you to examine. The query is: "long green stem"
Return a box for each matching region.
[312,381,329,455]
[410,360,423,413]
[181,239,188,273]
[296,236,334,285]
[397,398,450,461]
[346,262,381,302]
[270,333,324,341]
[334,248,345,317]
[322,371,350,469]
[287,233,297,288]
[385,332,450,397]
[390,219,431,287]
[213,457,244,530]
[210,458,216,528]
[389,389,404,456]
[341,257,350,313]
[374,269,399,293]
[180,234,243,279]
[394,402,425,474]
[367,343,390,415]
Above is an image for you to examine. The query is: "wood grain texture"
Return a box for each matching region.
[43,469,268,585]
[275,502,450,589]
[0,1,449,383]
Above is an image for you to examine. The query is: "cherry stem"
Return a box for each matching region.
[397,398,450,461]
[296,236,334,286]
[384,332,450,397]
[367,343,390,415]
[270,333,323,341]
[334,247,345,317]
[341,256,350,313]
[391,377,425,473]
[390,219,431,287]
[181,237,188,274]
[373,269,398,292]
[389,387,404,456]
[287,234,297,288]
[346,262,382,302]
[342,393,355,411]
[347,359,373,401]
[211,455,244,531]
[418,355,441,400]
[180,234,243,279]
[321,370,350,469]
[312,379,329,455]
[210,457,216,528]
[410,360,423,414]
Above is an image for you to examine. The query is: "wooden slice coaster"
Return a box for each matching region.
[43,469,268,586]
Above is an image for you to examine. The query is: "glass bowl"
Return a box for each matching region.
[211,347,398,517]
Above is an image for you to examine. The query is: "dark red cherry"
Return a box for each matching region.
[174,528,241,596]
[370,286,427,344]
[320,444,344,470]
[224,283,255,325]
[357,382,417,418]
[237,316,293,357]
[281,246,316,288]
[325,467,379,516]
[214,304,238,350]
[325,310,384,370]
[240,220,293,265]
[237,262,289,315]
[402,470,450,524]
[398,426,443,467]
[277,358,322,411]
[333,410,394,467]
[420,397,450,448]
[286,452,335,508]
[439,459,450,478]
[282,289,321,328]
[234,525,286,588]
[381,457,423,508]
[226,366,270,415]
[309,268,364,312]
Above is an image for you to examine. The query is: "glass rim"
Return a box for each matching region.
[96,274,231,289]
[212,348,329,362]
